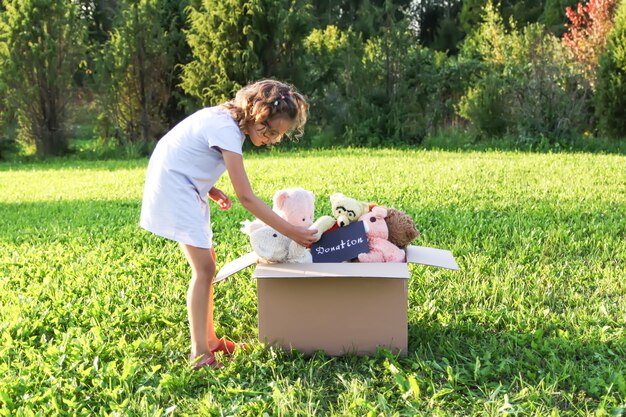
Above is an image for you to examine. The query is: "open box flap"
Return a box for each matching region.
[214,252,258,283]
[214,245,459,283]
[405,245,459,270]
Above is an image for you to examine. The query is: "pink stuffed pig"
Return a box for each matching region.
[357,206,406,263]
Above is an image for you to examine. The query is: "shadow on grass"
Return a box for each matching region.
[420,130,626,155]
[0,199,252,253]
[2,133,626,173]
[0,157,148,172]
[2,196,625,238]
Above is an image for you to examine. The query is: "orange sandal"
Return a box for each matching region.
[190,353,223,370]
[211,336,247,356]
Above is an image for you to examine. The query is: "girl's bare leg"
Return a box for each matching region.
[179,243,220,361]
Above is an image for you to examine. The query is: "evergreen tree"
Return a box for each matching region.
[540,0,579,35]
[312,0,412,39]
[460,0,546,34]
[413,0,464,54]
[304,1,439,145]
[595,0,626,138]
[76,0,120,44]
[0,0,87,156]
[181,0,314,106]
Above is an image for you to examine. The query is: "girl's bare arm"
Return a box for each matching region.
[222,150,317,246]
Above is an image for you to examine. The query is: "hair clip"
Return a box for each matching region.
[273,100,279,106]
[280,95,285,100]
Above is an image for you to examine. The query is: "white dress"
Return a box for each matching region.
[140,106,245,249]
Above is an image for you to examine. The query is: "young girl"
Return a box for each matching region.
[140,79,318,370]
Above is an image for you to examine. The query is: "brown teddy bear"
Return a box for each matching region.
[384,208,420,249]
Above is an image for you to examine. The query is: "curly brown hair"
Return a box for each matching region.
[222,79,309,141]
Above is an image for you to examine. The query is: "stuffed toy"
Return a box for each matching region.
[240,188,336,259]
[241,222,312,264]
[384,207,420,249]
[241,188,334,241]
[273,188,315,227]
[330,193,372,227]
[271,187,337,241]
[357,206,406,263]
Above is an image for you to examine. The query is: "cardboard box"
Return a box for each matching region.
[215,245,459,356]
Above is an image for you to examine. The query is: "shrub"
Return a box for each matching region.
[594,0,626,138]
[458,1,593,143]
[302,20,463,147]
[562,0,617,86]
[457,74,512,137]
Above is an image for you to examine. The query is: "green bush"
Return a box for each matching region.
[457,73,511,137]
[510,25,592,141]
[0,111,18,160]
[458,1,592,144]
[302,20,466,147]
[595,0,626,139]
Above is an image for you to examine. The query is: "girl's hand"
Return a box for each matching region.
[289,226,319,247]
[208,187,231,210]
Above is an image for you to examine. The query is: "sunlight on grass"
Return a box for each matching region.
[1,148,625,415]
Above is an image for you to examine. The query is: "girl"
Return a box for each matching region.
[140,79,318,370]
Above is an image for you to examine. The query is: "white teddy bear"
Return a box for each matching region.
[241,221,312,264]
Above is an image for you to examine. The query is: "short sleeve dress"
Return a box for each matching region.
[140,106,245,249]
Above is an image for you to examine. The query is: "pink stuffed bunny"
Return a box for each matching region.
[357,206,406,263]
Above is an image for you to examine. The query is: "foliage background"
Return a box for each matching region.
[0,0,625,159]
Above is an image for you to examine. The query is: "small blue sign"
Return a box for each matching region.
[311,221,369,263]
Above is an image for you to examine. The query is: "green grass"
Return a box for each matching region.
[1,148,625,416]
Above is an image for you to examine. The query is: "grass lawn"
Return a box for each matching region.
[1,148,625,416]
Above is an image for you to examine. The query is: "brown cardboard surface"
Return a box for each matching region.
[213,244,458,357]
[257,276,408,356]
[253,262,409,279]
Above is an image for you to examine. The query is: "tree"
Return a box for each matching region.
[460,0,545,34]
[412,0,464,54]
[562,0,617,85]
[97,0,188,145]
[181,0,314,106]
[0,0,87,156]
[303,1,447,146]
[595,0,626,138]
[311,0,412,39]
[75,0,120,44]
[540,0,579,35]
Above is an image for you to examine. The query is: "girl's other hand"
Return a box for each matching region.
[208,187,232,210]
[289,226,318,247]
